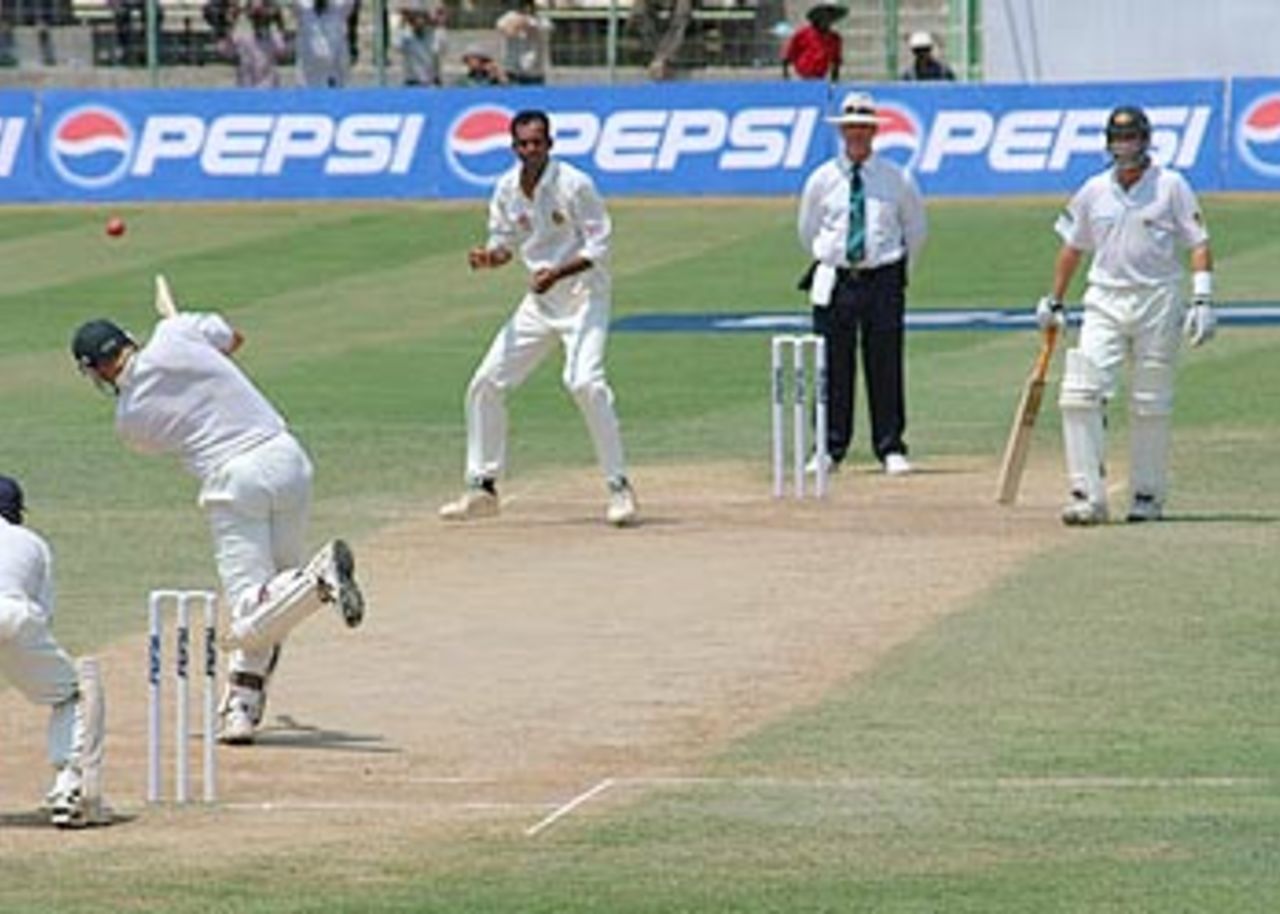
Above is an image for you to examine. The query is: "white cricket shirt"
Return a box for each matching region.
[797,153,927,270]
[114,313,286,481]
[0,518,53,608]
[1055,163,1209,288]
[486,159,611,295]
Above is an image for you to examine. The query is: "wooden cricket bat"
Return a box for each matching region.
[995,325,1059,505]
[154,274,178,318]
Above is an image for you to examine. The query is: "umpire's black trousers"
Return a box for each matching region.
[811,259,908,464]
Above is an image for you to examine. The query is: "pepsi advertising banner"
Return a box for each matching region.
[39,89,429,201]
[1,77,1276,202]
[0,91,37,202]
[1225,78,1280,191]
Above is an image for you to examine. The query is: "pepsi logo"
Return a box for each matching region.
[871,101,923,171]
[445,105,514,187]
[49,105,134,190]
[1236,92,1280,179]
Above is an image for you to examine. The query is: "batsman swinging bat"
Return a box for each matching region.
[154,274,178,318]
[995,325,1059,505]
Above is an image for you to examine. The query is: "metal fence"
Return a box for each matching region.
[0,0,978,87]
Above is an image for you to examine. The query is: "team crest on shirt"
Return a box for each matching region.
[551,210,566,225]
[517,213,532,231]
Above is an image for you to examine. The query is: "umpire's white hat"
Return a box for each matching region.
[825,91,881,127]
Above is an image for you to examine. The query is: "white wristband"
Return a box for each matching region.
[1192,271,1213,299]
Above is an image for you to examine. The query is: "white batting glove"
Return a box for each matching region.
[1035,296,1065,331]
[1184,300,1217,347]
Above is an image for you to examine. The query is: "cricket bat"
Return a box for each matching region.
[995,325,1059,505]
[154,274,178,318]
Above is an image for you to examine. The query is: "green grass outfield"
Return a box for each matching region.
[1,196,1278,912]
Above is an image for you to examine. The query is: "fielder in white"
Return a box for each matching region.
[71,313,365,745]
[440,108,638,527]
[0,475,109,828]
[1035,105,1216,525]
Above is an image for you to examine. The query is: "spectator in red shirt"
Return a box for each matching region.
[782,3,845,81]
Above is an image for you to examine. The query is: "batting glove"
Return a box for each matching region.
[1184,300,1217,347]
[1035,295,1066,331]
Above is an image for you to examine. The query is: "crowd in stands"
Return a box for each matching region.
[2,0,959,88]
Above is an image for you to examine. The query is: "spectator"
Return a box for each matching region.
[781,2,844,82]
[231,0,287,88]
[900,30,955,81]
[109,0,162,66]
[495,0,552,86]
[457,44,506,86]
[396,0,446,87]
[293,0,355,88]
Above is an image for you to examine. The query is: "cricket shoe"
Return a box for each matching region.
[606,478,639,527]
[217,683,264,746]
[805,452,837,475]
[1061,492,1108,526]
[439,485,500,521]
[47,768,111,829]
[316,539,364,628]
[883,453,912,476]
[1126,493,1164,523]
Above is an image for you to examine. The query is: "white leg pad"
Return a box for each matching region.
[73,657,105,805]
[1129,358,1175,503]
[222,567,325,652]
[1058,349,1108,505]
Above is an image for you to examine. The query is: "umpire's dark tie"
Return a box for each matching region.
[846,162,865,265]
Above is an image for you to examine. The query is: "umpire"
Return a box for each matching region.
[797,90,926,475]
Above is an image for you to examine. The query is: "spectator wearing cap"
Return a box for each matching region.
[396,0,447,86]
[901,30,955,81]
[457,43,506,85]
[781,2,845,82]
[495,0,552,86]
[796,91,927,476]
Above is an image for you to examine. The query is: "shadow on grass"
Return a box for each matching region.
[255,715,399,754]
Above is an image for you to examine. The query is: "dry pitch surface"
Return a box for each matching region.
[0,458,1068,859]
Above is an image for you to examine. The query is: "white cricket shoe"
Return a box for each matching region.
[1061,493,1108,527]
[439,485,500,521]
[1126,494,1164,523]
[805,452,837,475]
[316,539,364,628]
[218,688,263,746]
[606,478,639,527]
[47,767,110,829]
[883,453,912,476]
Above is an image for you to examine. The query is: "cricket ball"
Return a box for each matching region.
[105,216,126,238]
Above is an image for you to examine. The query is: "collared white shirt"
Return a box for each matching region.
[0,518,53,609]
[1055,163,1208,289]
[797,152,927,270]
[115,313,285,481]
[487,159,612,294]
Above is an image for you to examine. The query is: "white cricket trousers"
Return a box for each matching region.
[464,286,627,484]
[1072,281,1184,502]
[0,595,79,767]
[198,432,314,679]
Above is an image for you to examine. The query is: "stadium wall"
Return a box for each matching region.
[1,78,1278,203]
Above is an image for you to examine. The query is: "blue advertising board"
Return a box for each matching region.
[37,89,433,202]
[2,77,1273,203]
[1224,77,1280,192]
[0,91,37,203]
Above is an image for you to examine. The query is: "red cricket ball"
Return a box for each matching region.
[105,216,126,238]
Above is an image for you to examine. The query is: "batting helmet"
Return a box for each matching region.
[71,319,134,372]
[0,474,24,525]
[1105,106,1151,169]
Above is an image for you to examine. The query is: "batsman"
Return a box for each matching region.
[70,287,365,746]
[1035,105,1216,525]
